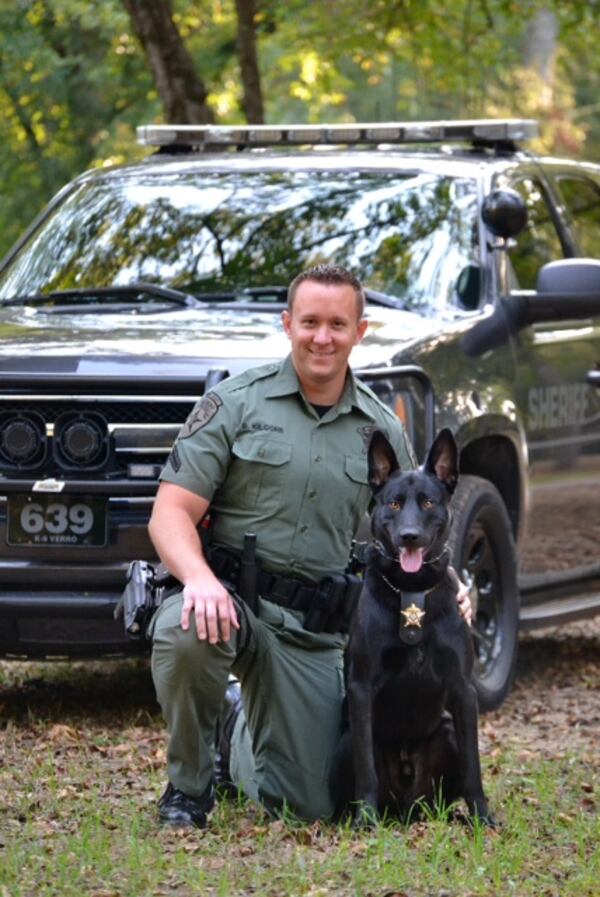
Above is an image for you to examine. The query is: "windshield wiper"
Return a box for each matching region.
[192,286,289,303]
[364,287,406,310]
[4,281,199,309]
[4,283,291,309]
[4,281,406,311]
[192,285,404,309]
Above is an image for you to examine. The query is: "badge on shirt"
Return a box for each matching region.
[179,392,223,438]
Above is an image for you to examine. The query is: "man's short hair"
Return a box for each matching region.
[287,264,366,317]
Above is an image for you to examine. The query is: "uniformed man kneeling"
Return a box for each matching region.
[148,264,467,827]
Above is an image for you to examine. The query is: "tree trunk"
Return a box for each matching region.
[522,7,558,84]
[122,0,214,124]
[234,0,264,123]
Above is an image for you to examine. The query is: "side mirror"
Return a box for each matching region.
[461,258,600,356]
[481,189,528,240]
[536,258,600,294]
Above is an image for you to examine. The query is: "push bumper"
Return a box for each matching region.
[0,589,147,658]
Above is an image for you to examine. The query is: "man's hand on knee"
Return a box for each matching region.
[181,572,240,644]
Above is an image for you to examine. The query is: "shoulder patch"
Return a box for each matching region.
[179,392,223,438]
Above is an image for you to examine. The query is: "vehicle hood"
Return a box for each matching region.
[0,303,451,377]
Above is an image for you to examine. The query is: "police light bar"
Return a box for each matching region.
[137,119,538,150]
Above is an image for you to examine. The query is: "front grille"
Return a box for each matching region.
[0,399,197,425]
[0,397,195,478]
[0,369,230,480]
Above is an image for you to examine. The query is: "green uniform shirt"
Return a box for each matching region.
[161,354,416,583]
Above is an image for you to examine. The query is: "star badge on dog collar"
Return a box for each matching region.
[401,603,426,628]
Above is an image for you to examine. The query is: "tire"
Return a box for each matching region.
[447,475,519,712]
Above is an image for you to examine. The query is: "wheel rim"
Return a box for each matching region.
[460,515,504,684]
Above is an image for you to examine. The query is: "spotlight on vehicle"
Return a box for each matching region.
[0,411,47,470]
[53,411,110,470]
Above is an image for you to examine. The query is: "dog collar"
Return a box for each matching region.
[353,539,450,568]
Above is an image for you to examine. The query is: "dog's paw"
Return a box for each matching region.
[481,811,500,831]
[352,802,380,830]
[453,805,500,833]
[466,809,500,833]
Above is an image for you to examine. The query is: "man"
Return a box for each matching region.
[148,264,467,828]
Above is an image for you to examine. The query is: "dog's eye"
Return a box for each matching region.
[421,498,435,510]
[389,499,402,511]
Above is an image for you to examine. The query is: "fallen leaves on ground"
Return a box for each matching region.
[0,622,598,897]
[479,619,600,763]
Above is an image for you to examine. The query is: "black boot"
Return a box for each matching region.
[157,780,215,828]
[214,679,243,797]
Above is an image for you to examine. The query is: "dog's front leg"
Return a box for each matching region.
[450,683,495,827]
[347,676,379,827]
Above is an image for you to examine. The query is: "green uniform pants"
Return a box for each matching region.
[150,591,347,821]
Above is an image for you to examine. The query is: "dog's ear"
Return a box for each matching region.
[368,429,400,491]
[424,428,458,493]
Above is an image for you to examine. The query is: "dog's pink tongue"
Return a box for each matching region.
[399,546,424,573]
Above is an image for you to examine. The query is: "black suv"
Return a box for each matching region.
[0,119,598,709]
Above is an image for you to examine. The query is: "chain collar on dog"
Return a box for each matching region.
[422,544,450,566]
[365,540,450,567]
[378,572,435,596]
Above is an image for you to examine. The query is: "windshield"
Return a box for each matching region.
[0,168,479,314]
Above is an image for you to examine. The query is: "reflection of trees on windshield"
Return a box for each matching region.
[356,180,479,310]
[0,170,478,313]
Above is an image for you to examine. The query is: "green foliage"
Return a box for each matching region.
[259,0,599,151]
[1,0,600,259]
[0,0,153,255]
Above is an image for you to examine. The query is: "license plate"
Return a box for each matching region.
[7,494,108,548]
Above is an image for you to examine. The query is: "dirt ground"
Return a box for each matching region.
[0,617,598,763]
[0,620,597,897]
[519,482,600,574]
[480,617,600,762]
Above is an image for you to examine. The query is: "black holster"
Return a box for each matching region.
[303,573,363,634]
[115,559,178,639]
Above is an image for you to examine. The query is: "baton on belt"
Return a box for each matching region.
[238,532,258,615]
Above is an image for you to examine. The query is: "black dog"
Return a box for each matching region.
[330,428,493,827]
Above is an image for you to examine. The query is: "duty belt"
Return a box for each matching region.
[210,544,362,634]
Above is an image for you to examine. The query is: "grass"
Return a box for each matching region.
[0,656,598,897]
